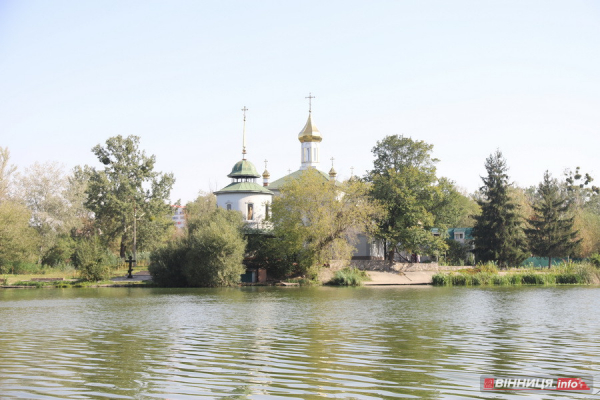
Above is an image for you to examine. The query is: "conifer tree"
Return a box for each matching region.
[472,150,528,268]
[526,171,580,267]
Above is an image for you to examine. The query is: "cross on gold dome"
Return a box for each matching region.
[330,157,335,167]
[305,92,315,113]
[350,166,354,177]
[264,159,268,169]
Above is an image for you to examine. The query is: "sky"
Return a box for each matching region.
[1,0,599,204]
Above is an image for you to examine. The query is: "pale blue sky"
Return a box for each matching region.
[1,0,599,203]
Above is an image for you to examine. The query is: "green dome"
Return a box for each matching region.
[227,159,260,178]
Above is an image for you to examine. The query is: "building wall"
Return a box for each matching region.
[216,192,272,225]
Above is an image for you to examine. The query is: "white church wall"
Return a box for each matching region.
[216,192,272,226]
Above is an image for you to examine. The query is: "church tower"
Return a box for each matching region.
[298,93,322,170]
[214,107,273,226]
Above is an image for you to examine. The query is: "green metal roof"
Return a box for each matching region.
[214,181,273,194]
[268,169,332,190]
[227,159,260,178]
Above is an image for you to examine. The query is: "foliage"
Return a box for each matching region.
[73,236,115,281]
[12,162,85,263]
[367,135,462,259]
[149,194,247,287]
[148,239,188,287]
[42,236,76,266]
[432,261,600,286]
[472,150,528,268]
[589,253,600,268]
[443,239,474,266]
[184,208,247,287]
[328,267,370,286]
[245,232,300,278]
[0,201,38,269]
[271,168,383,273]
[0,147,16,202]
[526,171,580,267]
[85,135,175,258]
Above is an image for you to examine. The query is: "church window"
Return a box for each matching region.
[226,203,232,211]
[265,204,270,220]
[247,203,254,220]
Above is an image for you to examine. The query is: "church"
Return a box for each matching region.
[214,96,384,260]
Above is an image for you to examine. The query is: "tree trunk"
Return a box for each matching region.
[548,257,552,269]
[120,236,126,259]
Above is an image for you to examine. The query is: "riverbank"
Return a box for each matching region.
[432,263,600,286]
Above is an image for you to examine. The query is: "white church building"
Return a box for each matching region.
[214,97,384,259]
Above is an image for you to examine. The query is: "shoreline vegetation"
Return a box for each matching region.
[432,261,600,286]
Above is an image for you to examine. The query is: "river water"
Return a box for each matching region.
[0,286,598,399]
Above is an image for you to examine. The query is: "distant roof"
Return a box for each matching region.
[227,159,260,178]
[214,181,273,195]
[432,227,474,240]
[268,168,332,191]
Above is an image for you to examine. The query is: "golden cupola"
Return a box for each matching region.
[298,113,322,143]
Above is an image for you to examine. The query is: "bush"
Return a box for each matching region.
[148,240,188,287]
[73,237,115,281]
[432,273,451,286]
[328,267,370,286]
[149,205,247,287]
[589,253,600,268]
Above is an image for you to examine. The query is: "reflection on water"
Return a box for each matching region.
[0,286,599,399]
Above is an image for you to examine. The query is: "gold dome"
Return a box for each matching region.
[262,169,270,178]
[298,114,322,143]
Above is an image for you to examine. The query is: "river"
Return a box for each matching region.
[0,286,598,399]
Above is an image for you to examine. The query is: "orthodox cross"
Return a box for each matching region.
[126,255,136,279]
[330,157,335,168]
[288,168,292,174]
[241,106,248,158]
[305,93,315,113]
[264,159,268,170]
[350,166,355,177]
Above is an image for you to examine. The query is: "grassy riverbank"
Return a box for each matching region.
[432,262,600,286]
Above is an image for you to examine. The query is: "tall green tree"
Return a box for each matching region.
[270,168,383,274]
[367,135,449,260]
[86,135,175,258]
[472,150,528,267]
[526,171,580,267]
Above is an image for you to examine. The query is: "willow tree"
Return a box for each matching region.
[526,171,580,267]
[472,150,528,267]
[270,168,382,273]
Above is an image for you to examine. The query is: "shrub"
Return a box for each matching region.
[589,253,600,268]
[328,267,370,286]
[148,240,188,287]
[432,273,451,286]
[73,237,114,281]
[149,206,247,287]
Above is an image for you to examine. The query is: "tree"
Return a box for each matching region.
[472,150,528,267]
[526,171,580,267]
[85,135,175,258]
[0,201,38,270]
[149,194,247,287]
[270,168,382,273]
[367,135,449,260]
[13,162,84,263]
[0,147,16,203]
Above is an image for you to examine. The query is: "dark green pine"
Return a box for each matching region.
[526,171,581,268]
